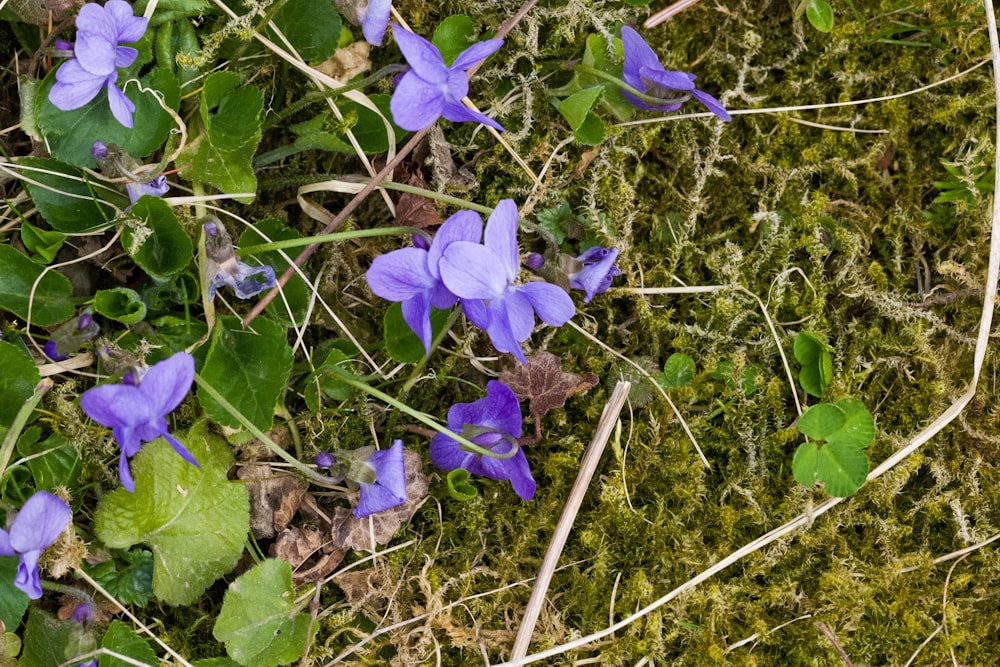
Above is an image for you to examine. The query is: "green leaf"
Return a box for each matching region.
[657,353,695,389]
[88,548,154,607]
[213,559,313,667]
[180,132,258,203]
[192,659,243,667]
[266,0,341,62]
[238,219,309,325]
[20,222,66,264]
[557,87,604,132]
[94,424,249,606]
[0,341,41,428]
[794,440,868,497]
[383,302,451,363]
[197,316,294,432]
[580,34,634,121]
[16,432,80,491]
[303,349,354,413]
[99,620,157,667]
[433,14,476,65]
[93,288,148,324]
[333,94,403,155]
[122,196,193,280]
[0,558,28,632]
[201,71,263,152]
[18,157,124,232]
[573,112,606,145]
[36,67,181,167]
[793,331,833,398]
[19,609,89,667]
[797,403,845,440]
[805,0,834,32]
[798,398,875,448]
[446,468,478,501]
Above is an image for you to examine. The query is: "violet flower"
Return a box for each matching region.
[430,381,535,500]
[569,247,620,302]
[620,26,730,121]
[366,210,482,354]
[361,0,392,46]
[0,491,71,599]
[48,0,148,128]
[79,352,199,492]
[354,440,407,518]
[126,175,169,208]
[439,200,575,363]
[389,25,505,132]
[203,220,276,300]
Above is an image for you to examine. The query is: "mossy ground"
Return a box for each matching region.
[296,1,1000,664]
[8,0,1000,664]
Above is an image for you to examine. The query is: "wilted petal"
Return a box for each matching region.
[126,175,169,206]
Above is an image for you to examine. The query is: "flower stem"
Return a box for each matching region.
[570,63,690,108]
[329,367,519,460]
[193,373,343,486]
[236,226,430,255]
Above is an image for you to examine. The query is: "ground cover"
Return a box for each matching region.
[1,0,999,665]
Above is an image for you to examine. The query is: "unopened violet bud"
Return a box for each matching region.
[90,141,108,159]
[525,252,545,271]
[412,234,430,251]
[44,339,66,362]
[78,313,94,330]
[71,601,96,624]
[315,452,335,469]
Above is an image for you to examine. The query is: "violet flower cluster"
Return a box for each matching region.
[620,26,730,121]
[80,352,199,492]
[389,25,505,132]
[367,200,575,363]
[48,0,148,128]
[0,491,71,599]
[430,380,534,500]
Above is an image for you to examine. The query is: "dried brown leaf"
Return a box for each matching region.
[238,464,309,539]
[499,351,599,419]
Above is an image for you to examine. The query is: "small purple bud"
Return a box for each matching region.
[315,452,335,468]
[54,39,74,52]
[121,372,137,386]
[412,234,430,251]
[44,339,67,361]
[78,313,93,330]
[71,601,95,624]
[91,141,108,159]
[203,221,219,237]
[525,252,545,271]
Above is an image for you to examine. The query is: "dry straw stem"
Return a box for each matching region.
[508,381,631,662]
[495,0,1000,662]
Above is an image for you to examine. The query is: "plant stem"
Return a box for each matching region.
[237,226,430,255]
[571,63,690,108]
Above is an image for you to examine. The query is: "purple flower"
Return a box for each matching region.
[126,175,169,208]
[203,220,276,300]
[48,1,148,128]
[620,26,730,121]
[80,352,200,492]
[439,200,575,363]
[366,210,482,354]
[0,491,71,599]
[44,313,100,361]
[360,0,392,46]
[315,451,335,469]
[354,440,407,518]
[569,247,620,302]
[430,381,534,500]
[389,25,505,132]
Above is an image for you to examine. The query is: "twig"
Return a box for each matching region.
[816,621,854,667]
[508,381,630,663]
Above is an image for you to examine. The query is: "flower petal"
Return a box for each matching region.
[439,242,508,299]
[482,380,523,436]
[0,529,13,557]
[440,100,506,132]
[366,247,436,301]
[355,440,406,518]
[49,60,106,110]
[451,39,504,70]
[163,431,201,468]
[429,433,473,471]
[361,0,392,46]
[639,66,695,92]
[106,78,135,128]
[517,281,576,325]
[137,352,195,416]
[15,550,43,599]
[428,210,483,278]
[392,25,447,81]
[113,45,139,69]
[484,300,527,363]
[401,289,434,355]
[81,383,149,429]
[620,26,662,89]
[118,447,135,492]
[390,71,446,131]
[106,0,147,43]
[8,491,71,554]
[484,200,520,283]
[500,290,536,342]
[691,88,731,121]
